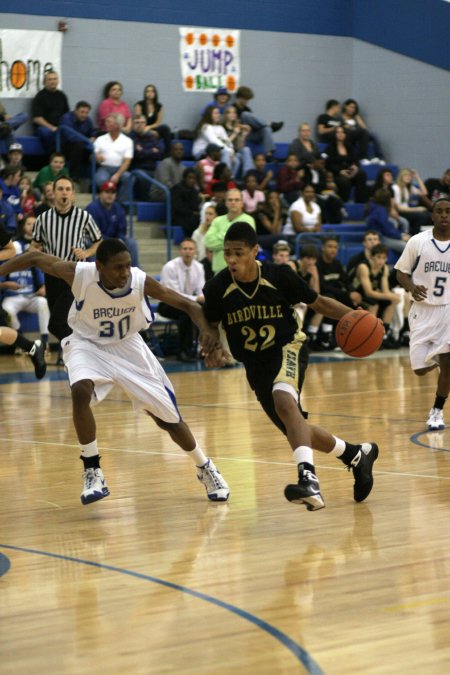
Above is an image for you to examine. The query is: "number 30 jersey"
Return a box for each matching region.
[395,230,450,305]
[68,262,153,343]
[203,261,318,365]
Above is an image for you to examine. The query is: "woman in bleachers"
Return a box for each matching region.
[373,167,410,233]
[282,185,322,237]
[134,84,172,157]
[325,126,368,203]
[222,105,254,177]
[341,99,385,164]
[192,107,238,175]
[97,81,132,134]
[392,168,432,235]
[288,122,321,168]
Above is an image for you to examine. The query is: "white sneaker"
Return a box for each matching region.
[197,459,230,501]
[427,407,445,431]
[81,467,110,505]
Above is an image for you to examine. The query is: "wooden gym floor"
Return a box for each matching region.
[1,348,449,674]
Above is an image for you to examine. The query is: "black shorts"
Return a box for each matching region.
[244,339,309,435]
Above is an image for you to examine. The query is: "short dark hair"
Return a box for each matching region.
[364,229,380,240]
[371,243,389,257]
[432,197,450,211]
[75,100,91,110]
[326,99,339,110]
[236,86,254,100]
[211,181,227,193]
[53,175,74,190]
[1,164,22,179]
[225,222,257,247]
[322,235,339,245]
[96,238,129,264]
[300,245,319,259]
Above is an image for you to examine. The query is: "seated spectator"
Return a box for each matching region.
[340,99,378,163]
[282,185,322,237]
[199,181,228,222]
[129,114,164,200]
[0,165,22,216]
[208,162,237,197]
[288,242,321,324]
[192,204,217,261]
[250,153,274,192]
[0,183,17,232]
[171,168,202,237]
[277,153,305,204]
[351,243,400,347]
[33,153,69,195]
[150,141,185,201]
[0,100,28,152]
[222,105,254,177]
[392,168,432,235]
[303,152,343,224]
[233,86,283,159]
[97,81,132,134]
[196,143,221,195]
[59,101,96,182]
[134,84,172,157]
[255,189,286,253]
[93,113,133,202]
[425,168,450,202]
[372,167,409,233]
[193,107,238,174]
[201,86,231,116]
[31,70,69,155]
[242,173,265,214]
[316,99,342,144]
[34,182,55,217]
[85,180,139,266]
[6,143,26,171]
[1,214,49,348]
[288,122,321,168]
[346,229,381,284]
[325,126,368,203]
[158,238,205,362]
[366,189,410,252]
[272,239,296,271]
[18,176,37,218]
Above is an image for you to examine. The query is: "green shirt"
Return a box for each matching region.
[33,165,70,190]
[204,212,256,273]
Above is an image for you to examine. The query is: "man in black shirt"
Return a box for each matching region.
[32,71,69,155]
[202,222,378,512]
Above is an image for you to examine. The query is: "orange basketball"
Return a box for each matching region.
[335,310,385,358]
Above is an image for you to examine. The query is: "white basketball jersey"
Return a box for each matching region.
[68,263,153,343]
[395,230,450,305]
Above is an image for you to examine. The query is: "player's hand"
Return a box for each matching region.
[204,347,233,368]
[411,284,427,301]
[72,247,87,260]
[199,326,220,354]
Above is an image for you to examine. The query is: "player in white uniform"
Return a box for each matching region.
[0,239,230,504]
[395,198,450,430]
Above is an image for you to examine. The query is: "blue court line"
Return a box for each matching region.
[410,430,450,453]
[0,552,11,576]
[0,543,324,675]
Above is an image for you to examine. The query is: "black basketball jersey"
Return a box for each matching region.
[203,261,318,365]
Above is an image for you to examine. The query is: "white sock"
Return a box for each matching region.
[331,436,346,457]
[187,443,209,468]
[321,323,333,334]
[293,445,314,467]
[80,440,99,457]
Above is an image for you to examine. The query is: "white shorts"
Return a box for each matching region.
[61,333,181,423]
[409,303,450,370]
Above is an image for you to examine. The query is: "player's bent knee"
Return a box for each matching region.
[273,389,298,420]
[71,379,95,404]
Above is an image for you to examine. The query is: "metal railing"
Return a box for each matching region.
[127,170,172,261]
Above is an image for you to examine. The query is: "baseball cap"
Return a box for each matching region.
[100,181,116,192]
[273,240,291,253]
[214,86,230,99]
[8,143,23,153]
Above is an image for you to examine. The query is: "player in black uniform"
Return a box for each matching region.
[203,222,378,511]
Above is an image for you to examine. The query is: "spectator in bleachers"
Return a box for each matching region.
[372,167,409,233]
[316,99,342,144]
[282,185,322,237]
[0,165,22,216]
[288,122,321,168]
[158,238,205,362]
[346,229,381,284]
[277,153,305,205]
[33,152,69,195]
[193,107,238,174]
[254,189,286,252]
[222,105,254,177]
[201,87,231,116]
[251,153,274,192]
[425,168,450,202]
[325,126,368,203]
[392,168,432,235]
[134,84,172,157]
[150,141,185,201]
[59,101,96,182]
[6,143,26,171]
[208,162,237,197]
[85,180,138,266]
[129,114,164,200]
[242,173,265,215]
[340,99,383,163]
[233,86,283,160]
[192,204,217,261]
[97,81,132,134]
[0,101,28,149]
[34,182,55,217]
[366,188,410,252]
[303,151,343,224]
[94,113,133,202]
[199,181,227,222]
[0,183,17,233]
[196,143,221,195]
[271,239,296,270]
[32,70,69,155]
[18,176,37,218]
[171,168,202,237]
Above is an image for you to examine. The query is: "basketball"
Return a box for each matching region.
[335,310,385,358]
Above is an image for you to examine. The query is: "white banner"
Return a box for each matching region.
[0,30,63,98]
[179,27,240,93]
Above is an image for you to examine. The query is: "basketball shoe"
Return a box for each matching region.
[284,470,325,511]
[28,339,47,379]
[427,408,445,431]
[81,468,110,505]
[197,459,230,501]
[347,443,379,502]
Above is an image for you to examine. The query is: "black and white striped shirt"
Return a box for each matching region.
[32,206,102,261]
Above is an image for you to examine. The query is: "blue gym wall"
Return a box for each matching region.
[1,1,449,177]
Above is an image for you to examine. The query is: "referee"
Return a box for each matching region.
[31,175,102,340]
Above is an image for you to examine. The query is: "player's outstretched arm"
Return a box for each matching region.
[309,294,353,321]
[0,250,76,286]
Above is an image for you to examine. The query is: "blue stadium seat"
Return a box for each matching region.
[344,203,366,221]
[15,136,46,156]
[360,163,398,181]
[136,202,166,221]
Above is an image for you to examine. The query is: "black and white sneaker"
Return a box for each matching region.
[348,443,379,502]
[28,339,47,379]
[284,470,325,511]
